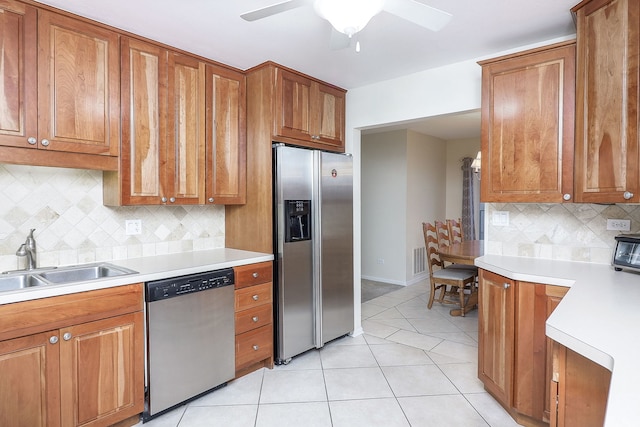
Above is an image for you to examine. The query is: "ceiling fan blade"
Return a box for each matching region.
[330,28,351,50]
[383,0,452,32]
[241,0,311,22]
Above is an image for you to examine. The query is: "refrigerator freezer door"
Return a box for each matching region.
[317,151,354,345]
[274,146,315,362]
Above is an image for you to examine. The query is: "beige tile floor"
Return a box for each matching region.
[138,280,520,427]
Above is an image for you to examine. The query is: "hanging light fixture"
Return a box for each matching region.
[313,0,384,38]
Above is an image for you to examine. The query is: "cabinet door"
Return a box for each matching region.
[478,269,515,406]
[573,0,640,203]
[167,53,205,204]
[0,0,37,148]
[551,342,611,427]
[0,331,60,427]
[59,312,144,427]
[205,64,246,204]
[275,68,313,141]
[37,11,119,155]
[314,83,345,149]
[120,37,168,205]
[514,282,568,423]
[480,42,575,203]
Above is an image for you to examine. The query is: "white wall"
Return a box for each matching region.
[361,131,408,284]
[361,130,447,285]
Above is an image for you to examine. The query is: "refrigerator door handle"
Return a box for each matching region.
[313,150,323,349]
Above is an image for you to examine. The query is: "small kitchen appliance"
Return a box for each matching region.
[612,234,640,272]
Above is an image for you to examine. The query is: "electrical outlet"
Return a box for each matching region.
[376,258,384,265]
[606,219,631,231]
[492,211,510,227]
[125,219,142,235]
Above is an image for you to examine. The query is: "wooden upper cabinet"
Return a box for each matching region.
[205,64,247,205]
[0,0,37,148]
[274,67,346,152]
[478,269,515,407]
[0,2,119,169]
[479,41,576,203]
[37,10,120,155]
[167,53,206,204]
[114,37,168,205]
[573,0,640,203]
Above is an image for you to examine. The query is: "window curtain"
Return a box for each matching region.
[461,157,476,240]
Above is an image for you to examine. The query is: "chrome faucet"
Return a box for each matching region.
[16,229,37,270]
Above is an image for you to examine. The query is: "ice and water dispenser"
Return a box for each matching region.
[285,200,311,242]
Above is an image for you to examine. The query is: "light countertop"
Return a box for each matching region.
[0,248,274,305]
[476,254,640,427]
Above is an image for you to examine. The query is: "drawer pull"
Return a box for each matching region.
[252,295,259,301]
[252,316,259,322]
[253,345,259,351]
[252,272,259,278]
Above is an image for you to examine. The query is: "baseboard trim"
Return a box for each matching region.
[361,273,429,286]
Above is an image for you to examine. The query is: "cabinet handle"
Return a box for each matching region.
[252,316,259,322]
[41,139,50,147]
[252,345,259,351]
[169,197,176,203]
[623,191,634,200]
[252,272,259,278]
[27,137,37,145]
[252,295,259,301]
[63,332,72,341]
[161,197,168,203]
[563,193,571,201]
[49,336,58,344]
[208,197,214,203]
[504,283,511,289]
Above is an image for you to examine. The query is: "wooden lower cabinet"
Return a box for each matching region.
[479,269,570,426]
[0,284,144,427]
[551,341,611,427]
[234,262,274,377]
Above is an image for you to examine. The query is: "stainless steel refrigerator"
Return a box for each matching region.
[273,144,354,364]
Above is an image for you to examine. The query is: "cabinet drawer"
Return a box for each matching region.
[235,282,272,311]
[235,324,273,370]
[235,303,272,335]
[234,262,272,289]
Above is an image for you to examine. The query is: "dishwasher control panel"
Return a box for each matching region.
[146,268,234,302]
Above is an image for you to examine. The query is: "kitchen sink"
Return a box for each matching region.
[38,263,138,284]
[0,263,138,292]
[0,273,49,292]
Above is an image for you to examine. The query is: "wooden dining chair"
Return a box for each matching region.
[422,222,477,316]
[447,218,464,243]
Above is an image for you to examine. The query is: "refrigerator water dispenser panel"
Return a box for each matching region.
[285,200,311,242]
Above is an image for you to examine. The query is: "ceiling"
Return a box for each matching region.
[34,0,578,139]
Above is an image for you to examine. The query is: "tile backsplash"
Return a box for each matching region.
[485,202,640,264]
[0,164,225,272]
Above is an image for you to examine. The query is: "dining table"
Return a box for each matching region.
[437,240,484,316]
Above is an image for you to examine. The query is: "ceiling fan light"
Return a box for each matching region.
[313,0,384,37]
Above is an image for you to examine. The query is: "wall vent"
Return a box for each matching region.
[413,247,426,274]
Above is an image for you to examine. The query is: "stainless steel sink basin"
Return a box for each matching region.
[0,262,138,292]
[0,273,49,292]
[38,263,138,284]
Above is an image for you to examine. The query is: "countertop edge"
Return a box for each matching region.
[0,248,274,305]
[476,255,640,427]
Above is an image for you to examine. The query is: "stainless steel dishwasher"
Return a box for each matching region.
[144,268,235,421]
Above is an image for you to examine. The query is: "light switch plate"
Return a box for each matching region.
[125,219,142,235]
[492,211,510,227]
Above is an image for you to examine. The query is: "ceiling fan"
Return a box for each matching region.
[241,0,452,50]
